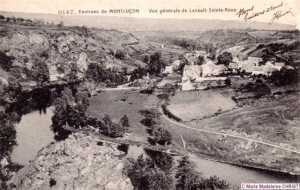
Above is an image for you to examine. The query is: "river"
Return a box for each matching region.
[10,90,300,187]
[11,107,54,165]
[189,154,299,188]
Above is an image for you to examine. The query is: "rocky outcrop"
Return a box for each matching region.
[0,26,144,85]
[11,133,133,190]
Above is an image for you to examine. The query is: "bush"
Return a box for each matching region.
[124,155,173,190]
[0,51,13,71]
[217,52,233,66]
[175,156,229,190]
[0,115,16,154]
[145,149,173,172]
[147,52,165,75]
[195,55,205,65]
[141,118,157,127]
[86,63,127,86]
[119,115,130,131]
[152,127,172,146]
[173,38,197,50]
[115,49,126,60]
[31,57,50,85]
[51,87,89,140]
[269,67,298,86]
[200,176,229,189]
[239,80,271,98]
[102,114,125,138]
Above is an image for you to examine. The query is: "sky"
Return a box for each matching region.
[1,0,300,28]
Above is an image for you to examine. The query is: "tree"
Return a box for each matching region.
[152,127,172,145]
[124,155,173,190]
[145,149,173,173]
[110,122,125,138]
[0,112,16,154]
[0,51,13,71]
[57,21,64,27]
[67,62,78,81]
[65,105,87,129]
[75,90,89,112]
[148,52,165,75]
[195,55,204,65]
[143,54,150,64]
[119,115,130,131]
[32,57,50,85]
[115,49,126,60]
[176,156,203,190]
[86,62,99,82]
[130,66,146,81]
[217,52,233,66]
[261,47,273,64]
[269,67,298,86]
[175,156,229,190]
[51,87,88,140]
[102,114,125,138]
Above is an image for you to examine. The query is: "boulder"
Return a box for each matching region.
[12,133,133,190]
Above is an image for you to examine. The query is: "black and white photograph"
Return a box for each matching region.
[0,0,299,189]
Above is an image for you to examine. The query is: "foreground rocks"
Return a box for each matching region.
[11,132,133,190]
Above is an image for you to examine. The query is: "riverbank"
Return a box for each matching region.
[86,89,300,186]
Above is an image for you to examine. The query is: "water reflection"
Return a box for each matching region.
[11,107,54,165]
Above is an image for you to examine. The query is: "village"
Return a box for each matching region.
[0,10,299,190]
[162,49,295,91]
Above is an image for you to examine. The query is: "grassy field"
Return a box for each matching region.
[159,109,300,176]
[186,92,300,151]
[167,90,236,121]
[86,88,300,185]
[87,90,158,143]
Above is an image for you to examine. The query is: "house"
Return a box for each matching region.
[202,61,227,77]
[48,65,64,82]
[181,77,228,91]
[163,65,174,74]
[182,65,202,82]
[181,63,228,91]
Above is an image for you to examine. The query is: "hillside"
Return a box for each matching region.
[0,11,296,32]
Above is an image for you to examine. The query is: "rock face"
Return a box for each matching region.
[0,26,142,85]
[12,133,133,190]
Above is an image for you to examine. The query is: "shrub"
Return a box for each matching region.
[124,155,173,190]
[175,156,229,190]
[51,87,89,140]
[144,149,173,172]
[0,51,13,71]
[147,52,165,75]
[269,67,298,86]
[102,114,125,138]
[115,49,126,60]
[31,57,50,85]
[152,127,172,146]
[217,52,233,66]
[86,63,127,86]
[119,115,130,131]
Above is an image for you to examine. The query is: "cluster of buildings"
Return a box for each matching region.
[164,50,294,91]
[164,51,229,91]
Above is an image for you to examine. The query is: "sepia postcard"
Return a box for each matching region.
[0,0,299,189]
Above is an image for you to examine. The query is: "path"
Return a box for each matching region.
[160,106,300,155]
